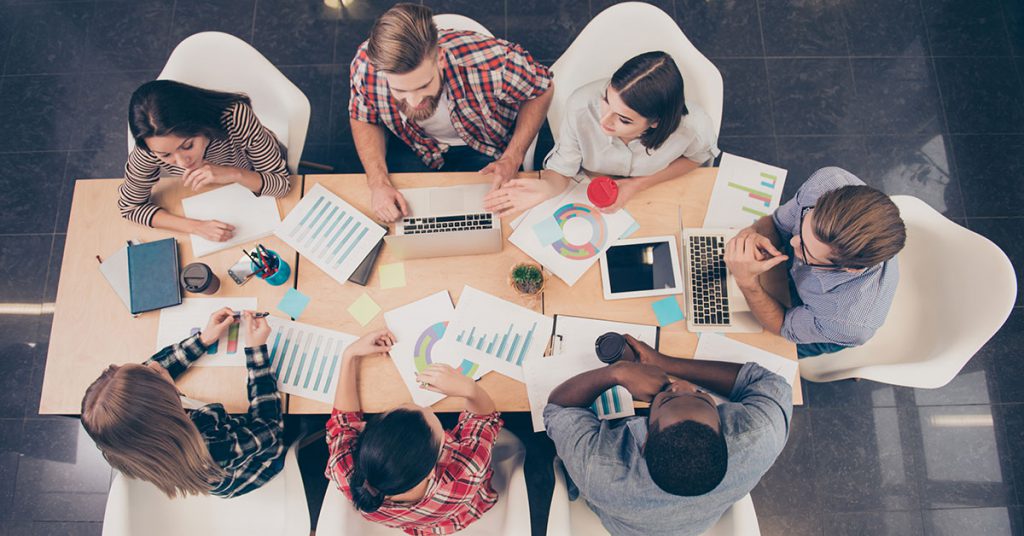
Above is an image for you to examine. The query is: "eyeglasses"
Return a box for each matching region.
[798,206,843,269]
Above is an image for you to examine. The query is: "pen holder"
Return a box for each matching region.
[252,249,291,286]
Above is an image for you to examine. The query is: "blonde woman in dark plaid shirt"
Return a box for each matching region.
[81,309,285,499]
[325,329,504,535]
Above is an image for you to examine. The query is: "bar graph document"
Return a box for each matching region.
[703,153,788,228]
[265,316,358,403]
[155,298,257,367]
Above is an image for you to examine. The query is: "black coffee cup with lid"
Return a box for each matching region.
[181,262,221,295]
[595,332,637,364]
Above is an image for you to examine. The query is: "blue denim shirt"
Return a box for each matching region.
[544,363,792,536]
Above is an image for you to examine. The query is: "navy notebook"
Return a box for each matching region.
[127,238,182,314]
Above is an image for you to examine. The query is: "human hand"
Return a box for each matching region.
[598,178,639,214]
[622,334,662,367]
[610,362,670,402]
[733,229,783,261]
[345,329,396,359]
[243,311,271,348]
[370,182,409,223]
[181,162,241,191]
[725,234,789,287]
[480,155,522,190]
[192,219,236,242]
[201,307,236,347]
[482,178,559,216]
[416,363,477,398]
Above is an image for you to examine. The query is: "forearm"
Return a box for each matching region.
[333,353,361,412]
[464,384,497,415]
[751,215,783,248]
[538,169,572,196]
[737,279,786,335]
[503,88,553,165]
[549,366,619,408]
[150,209,201,234]
[233,168,264,194]
[245,344,283,422]
[145,332,208,379]
[640,351,743,397]
[351,119,391,187]
[630,157,701,190]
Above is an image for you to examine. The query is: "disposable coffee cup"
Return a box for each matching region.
[181,263,220,295]
[587,176,619,208]
[595,332,636,364]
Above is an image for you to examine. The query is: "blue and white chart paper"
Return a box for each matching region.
[275,183,385,285]
[265,316,358,403]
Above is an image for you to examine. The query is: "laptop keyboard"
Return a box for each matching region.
[687,234,731,326]
[401,213,494,234]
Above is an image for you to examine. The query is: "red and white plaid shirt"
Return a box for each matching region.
[349,29,552,169]
[325,409,504,536]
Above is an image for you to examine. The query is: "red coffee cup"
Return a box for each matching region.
[587,176,618,208]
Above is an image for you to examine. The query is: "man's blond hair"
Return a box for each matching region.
[367,3,438,74]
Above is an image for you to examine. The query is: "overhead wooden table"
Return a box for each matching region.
[40,176,303,414]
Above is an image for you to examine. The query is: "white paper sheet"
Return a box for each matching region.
[275,183,386,286]
[181,183,281,257]
[383,291,472,407]
[155,298,258,367]
[703,153,788,228]
[509,180,636,286]
[523,351,609,432]
[265,316,358,403]
[693,333,799,392]
[432,286,553,382]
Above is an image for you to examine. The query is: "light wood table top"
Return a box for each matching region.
[40,176,303,414]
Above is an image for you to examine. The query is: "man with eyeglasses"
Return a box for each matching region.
[723,167,907,358]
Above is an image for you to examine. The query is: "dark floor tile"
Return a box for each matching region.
[6,521,104,536]
[329,64,351,145]
[823,510,924,536]
[918,405,1015,508]
[300,143,363,174]
[0,74,79,152]
[972,309,1024,401]
[841,0,930,56]
[44,235,65,304]
[0,235,53,303]
[0,316,43,420]
[0,5,12,75]
[758,513,822,536]
[924,507,1019,536]
[169,0,256,46]
[935,57,1024,134]
[775,136,868,202]
[423,0,507,38]
[812,406,923,512]
[910,341,998,406]
[921,0,1013,56]
[5,1,91,75]
[68,70,154,156]
[672,0,761,58]
[334,0,400,68]
[805,378,907,408]
[0,152,67,235]
[11,492,107,524]
[717,136,779,168]
[506,0,588,63]
[751,408,817,517]
[1000,404,1024,506]
[254,0,338,66]
[1006,0,1024,57]
[860,135,963,218]
[851,57,944,136]
[83,1,173,73]
[57,150,127,234]
[767,59,857,136]
[0,419,23,519]
[718,59,774,137]
[952,135,1024,218]
[280,65,341,148]
[758,0,848,57]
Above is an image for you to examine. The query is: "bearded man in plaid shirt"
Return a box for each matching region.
[348,3,554,222]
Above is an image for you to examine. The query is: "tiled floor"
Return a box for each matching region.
[0,0,1021,534]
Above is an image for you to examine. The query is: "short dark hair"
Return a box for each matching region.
[128,80,250,152]
[645,420,728,496]
[367,3,438,74]
[348,408,441,513]
[610,51,688,152]
[812,181,906,269]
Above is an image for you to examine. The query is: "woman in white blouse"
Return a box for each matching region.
[484,51,718,214]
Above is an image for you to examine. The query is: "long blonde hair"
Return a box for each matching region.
[81,364,225,498]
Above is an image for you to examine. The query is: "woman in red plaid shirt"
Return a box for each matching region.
[325,329,503,535]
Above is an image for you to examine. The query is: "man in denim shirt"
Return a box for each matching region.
[544,336,792,536]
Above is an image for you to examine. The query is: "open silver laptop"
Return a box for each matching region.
[681,228,762,333]
[384,184,502,260]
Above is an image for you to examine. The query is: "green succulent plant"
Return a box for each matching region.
[510,263,544,294]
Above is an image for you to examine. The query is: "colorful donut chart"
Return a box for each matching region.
[413,321,448,372]
[550,203,608,260]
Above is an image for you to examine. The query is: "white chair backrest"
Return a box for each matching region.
[800,196,1017,387]
[433,14,494,37]
[128,32,310,174]
[548,2,723,140]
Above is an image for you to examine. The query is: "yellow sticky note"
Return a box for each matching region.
[379,262,406,289]
[347,293,381,326]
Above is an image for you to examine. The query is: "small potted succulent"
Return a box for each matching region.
[509,262,545,296]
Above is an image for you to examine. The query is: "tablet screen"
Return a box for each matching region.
[605,241,677,293]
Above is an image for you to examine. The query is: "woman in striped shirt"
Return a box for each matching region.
[121,80,290,241]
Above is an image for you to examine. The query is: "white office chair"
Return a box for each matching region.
[800,196,1017,387]
[101,444,309,536]
[316,430,530,535]
[433,14,540,172]
[547,1,723,141]
[546,459,761,536]
[127,32,311,174]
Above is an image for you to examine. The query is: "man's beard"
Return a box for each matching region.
[398,86,443,122]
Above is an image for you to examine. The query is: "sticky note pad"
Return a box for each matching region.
[651,296,685,326]
[276,288,310,319]
[379,262,406,289]
[348,293,381,326]
[532,217,564,246]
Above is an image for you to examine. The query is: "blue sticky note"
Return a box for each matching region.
[532,217,564,246]
[651,296,685,326]
[277,288,311,320]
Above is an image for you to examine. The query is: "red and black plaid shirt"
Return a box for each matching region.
[326,409,503,536]
[349,29,552,169]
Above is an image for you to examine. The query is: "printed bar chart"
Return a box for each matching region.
[704,153,788,228]
[156,298,256,367]
[455,322,538,367]
[266,316,357,403]
[591,386,632,420]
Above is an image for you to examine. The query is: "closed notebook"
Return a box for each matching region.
[127,238,182,314]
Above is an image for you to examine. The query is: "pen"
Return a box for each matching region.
[231,311,270,319]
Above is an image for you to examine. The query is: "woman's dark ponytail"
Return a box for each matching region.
[349,468,385,512]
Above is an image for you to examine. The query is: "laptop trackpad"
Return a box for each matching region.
[429,190,465,214]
